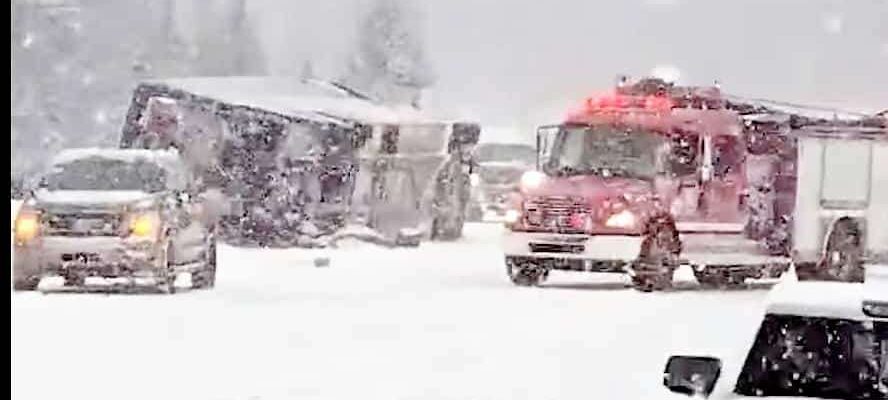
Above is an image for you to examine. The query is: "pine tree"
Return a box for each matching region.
[343,0,434,106]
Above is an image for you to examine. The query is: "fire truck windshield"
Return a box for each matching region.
[543,125,664,181]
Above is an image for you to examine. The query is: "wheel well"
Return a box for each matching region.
[823,217,863,249]
[642,213,682,255]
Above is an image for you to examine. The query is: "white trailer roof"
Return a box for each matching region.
[147,77,444,126]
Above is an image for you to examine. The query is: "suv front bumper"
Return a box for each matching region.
[15,236,163,282]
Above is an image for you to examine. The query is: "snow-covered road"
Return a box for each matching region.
[12,204,773,400]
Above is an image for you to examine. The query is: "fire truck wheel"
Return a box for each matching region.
[819,219,864,283]
[631,221,680,292]
[505,257,546,287]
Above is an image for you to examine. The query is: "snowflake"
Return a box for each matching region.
[21,32,34,49]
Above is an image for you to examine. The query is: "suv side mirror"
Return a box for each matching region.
[663,355,722,398]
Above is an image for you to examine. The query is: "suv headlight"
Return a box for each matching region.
[14,212,40,243]
[127,211,160,239]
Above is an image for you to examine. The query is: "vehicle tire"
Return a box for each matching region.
[818,219,864,282]
[13,277,39,291]
[193,231,217,290]
[157,240,177,294]
[631,217,680,292]
[431,162,470,241]
[693,269,745,289]
[506,257,546,287]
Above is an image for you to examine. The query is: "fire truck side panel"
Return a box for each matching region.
[792,138,827,263]
[867,140,888,263]
[792,133,888,265]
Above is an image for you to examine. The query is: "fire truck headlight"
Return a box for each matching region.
[520,171,546,190]
[605,210,637,229]
[470,173,481,187]
[504,209,521,224]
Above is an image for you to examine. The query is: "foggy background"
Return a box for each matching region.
[253,0,887,125]
[12,0,888,178]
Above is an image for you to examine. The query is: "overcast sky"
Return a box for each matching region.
[251,0,887,126]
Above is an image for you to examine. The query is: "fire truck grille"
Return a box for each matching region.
[523,196,590,232]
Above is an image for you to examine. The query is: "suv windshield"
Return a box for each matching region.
[735,315,886,399]
[543,125,663,180]
[46,158,168,192]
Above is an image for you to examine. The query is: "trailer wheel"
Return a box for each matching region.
[506,257,546,287]
[631,217,680,292]
[818,219,864,283]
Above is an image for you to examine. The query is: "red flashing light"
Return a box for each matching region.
[586,93,627,110]
[644,96,673,112]
[575,91,674,120]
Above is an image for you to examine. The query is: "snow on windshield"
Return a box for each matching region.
[545,126,663,180]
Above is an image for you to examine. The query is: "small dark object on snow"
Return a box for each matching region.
[313,257,331,268]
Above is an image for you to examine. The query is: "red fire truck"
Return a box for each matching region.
[502,78,791,291]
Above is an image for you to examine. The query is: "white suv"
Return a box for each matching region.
[662,278,888,399]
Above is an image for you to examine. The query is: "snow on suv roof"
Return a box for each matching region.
[52,147,182,167]
[765,281,868,321]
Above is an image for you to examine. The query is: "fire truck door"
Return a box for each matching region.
[536,125,559,170]
[665,132,703,222]
[700,134,745,225]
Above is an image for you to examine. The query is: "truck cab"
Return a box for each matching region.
[502,78,789,290]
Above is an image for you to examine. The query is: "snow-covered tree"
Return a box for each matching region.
[11,0,266,183]
[189,0,266,76]
[342,0,435,106]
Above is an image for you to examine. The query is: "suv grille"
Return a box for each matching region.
[44,213,123,236]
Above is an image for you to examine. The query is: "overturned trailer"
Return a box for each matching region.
[119,77,479,247]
